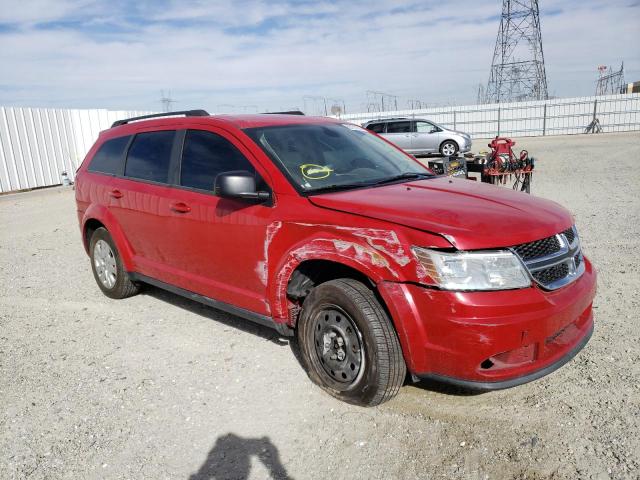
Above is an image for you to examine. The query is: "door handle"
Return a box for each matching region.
[109,189,123,199]
[170,202,191,214]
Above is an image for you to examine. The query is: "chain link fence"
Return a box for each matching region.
[339,93,640,138]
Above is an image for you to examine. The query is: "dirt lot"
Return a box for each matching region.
[1,132,639,479]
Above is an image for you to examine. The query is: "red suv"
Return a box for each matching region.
[75,110,596,406]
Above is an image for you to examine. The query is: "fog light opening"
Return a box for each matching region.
[480,359,495,370]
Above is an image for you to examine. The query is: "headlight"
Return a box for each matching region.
[412,247,531,291]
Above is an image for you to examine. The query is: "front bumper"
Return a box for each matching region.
[378,257,597,389]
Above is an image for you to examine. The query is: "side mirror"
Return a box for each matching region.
[214,171,270,202]
[430,128,438,134]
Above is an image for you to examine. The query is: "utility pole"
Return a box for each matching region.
[366,91,399,112]
[302,96,328,116]
[485,1,548,103]
[160,90,176,112]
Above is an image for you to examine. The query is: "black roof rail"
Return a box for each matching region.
[262,110,305,115]
[111,109,209,128]
[364,117,409,123]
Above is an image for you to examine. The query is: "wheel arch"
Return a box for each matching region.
[440,138,459,153]
[81,205,135,271]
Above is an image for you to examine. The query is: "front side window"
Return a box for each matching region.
[124,131,176,183]
[416,121,437,133]
[244,123,432,193]
[180,130,257,191]
[88,136,131,175]
[386,121,412,133]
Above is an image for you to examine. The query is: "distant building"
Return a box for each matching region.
[622,81,640,94]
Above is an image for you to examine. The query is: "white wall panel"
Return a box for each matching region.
[0,107,150,192]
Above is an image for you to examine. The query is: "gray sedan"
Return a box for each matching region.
[363,118,472,156]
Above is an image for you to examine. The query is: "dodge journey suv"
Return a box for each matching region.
[75,110,596,406]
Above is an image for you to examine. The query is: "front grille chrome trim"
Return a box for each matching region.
[511,226,584,290]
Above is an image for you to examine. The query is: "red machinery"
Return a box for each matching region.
[480,137,534,193]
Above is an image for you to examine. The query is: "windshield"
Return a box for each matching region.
[243,123,432,193]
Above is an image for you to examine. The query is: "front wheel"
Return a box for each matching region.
[297,279,406,406]
[440,140,458,157]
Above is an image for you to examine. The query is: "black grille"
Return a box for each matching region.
[532,263,569,285]
[512,235,561,261]
[563,228,575,244]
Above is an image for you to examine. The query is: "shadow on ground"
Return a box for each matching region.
[141,285,290,347]
[142,284,481,398]
[189,433,293,480]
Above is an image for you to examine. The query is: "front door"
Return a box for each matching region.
[412,120,441,153]
[161,128,274,315]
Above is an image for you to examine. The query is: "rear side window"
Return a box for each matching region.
[124,131,176,183]
[366,123,385,133]
[88,136,130,175]
[386,121,412,133]
[180,130,256,191]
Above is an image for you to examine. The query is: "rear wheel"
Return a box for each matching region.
[440,140,458,157]
[297,279,406,406]
[90,227,139,299]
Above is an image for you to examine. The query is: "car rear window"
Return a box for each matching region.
[124,131,176,184]
[88,136,131,175]
[180,130,256,191]
[386,121,412,133]
[366,123,385,133]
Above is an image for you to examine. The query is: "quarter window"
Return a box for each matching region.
[180,130,256,191]
[88,136,130,175]
[366,123,385,133]
[124,131,176,183]
[386,121,412,133]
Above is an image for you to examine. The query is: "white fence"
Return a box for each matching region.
[0,107,149,193]
[1,94,639,193]
[340,93,640,138]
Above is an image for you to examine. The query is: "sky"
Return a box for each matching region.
[0,0,638,114]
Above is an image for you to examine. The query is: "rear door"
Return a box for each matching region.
[383,120,413,152]
[108,129,179,282]
[412,120,441,153]
[160,128,274,315]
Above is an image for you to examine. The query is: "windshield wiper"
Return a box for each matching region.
[369,172,433,186]
[306,182,372,195]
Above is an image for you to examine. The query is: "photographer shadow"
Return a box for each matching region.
[189,433,293,480]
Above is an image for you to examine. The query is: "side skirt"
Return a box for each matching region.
[128,272,294,337]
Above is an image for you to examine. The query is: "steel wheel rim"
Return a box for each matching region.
[313,306,364,385]
[442,143,455,156]
[94,239,117,289]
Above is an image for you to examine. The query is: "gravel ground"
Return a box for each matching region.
[1,131,639,480]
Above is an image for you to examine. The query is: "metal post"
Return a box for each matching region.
[542,103,547,136]
[453,111,457,130]
[592,99,598,123]
[497,106,501,137]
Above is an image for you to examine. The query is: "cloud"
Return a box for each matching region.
[0,0,638,112]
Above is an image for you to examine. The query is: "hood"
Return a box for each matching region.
[447,129,470,138]
[308,177,573,250]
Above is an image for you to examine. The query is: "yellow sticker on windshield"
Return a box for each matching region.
[300,164,333,180]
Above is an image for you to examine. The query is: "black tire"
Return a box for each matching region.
[439,140,459,157]
[89,227,139,299]
[297,279,406,406]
